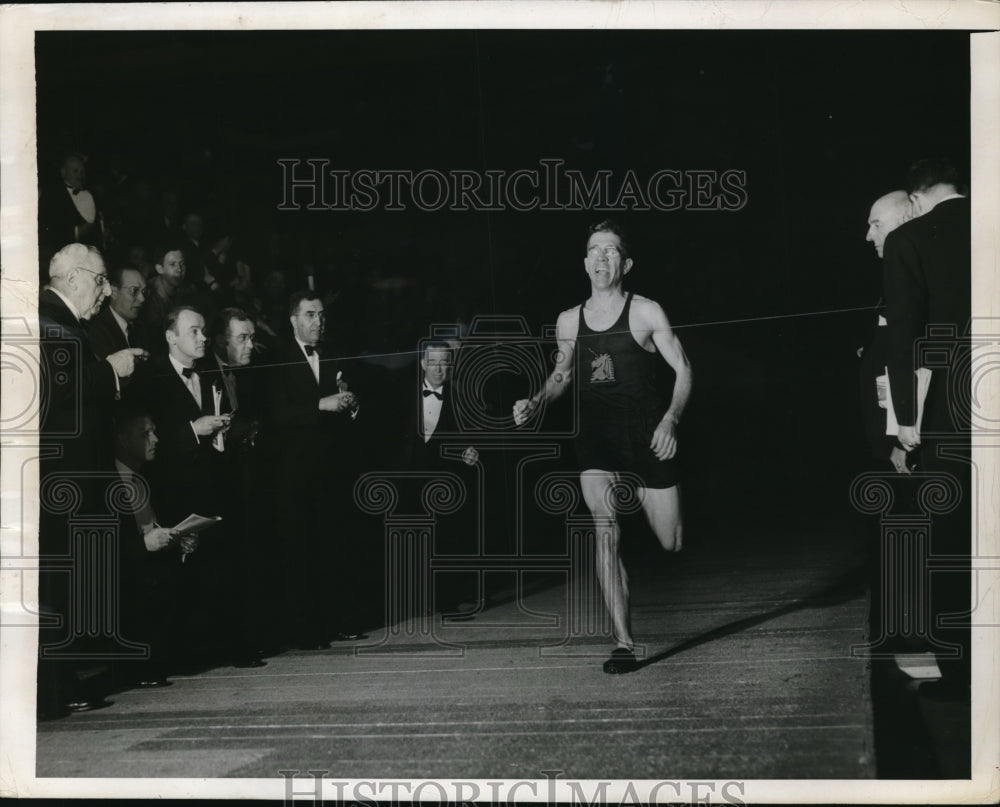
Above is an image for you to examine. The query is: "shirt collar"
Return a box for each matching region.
[109,306,131,337]
[48,286,83,322]
[295,336,318,358]
[423,379,444,394]
[168,353,195,377]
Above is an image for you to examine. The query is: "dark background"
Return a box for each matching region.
[35,29,972,546]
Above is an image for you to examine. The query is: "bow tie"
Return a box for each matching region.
[66,185,81,196]
[181,366,196,379]
[423,388,442,400]
[304,344,320,357]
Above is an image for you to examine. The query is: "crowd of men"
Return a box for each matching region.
[37,237,390,717]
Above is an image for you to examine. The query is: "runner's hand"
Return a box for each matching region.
[650,418,677,461]
[513,398,537,426]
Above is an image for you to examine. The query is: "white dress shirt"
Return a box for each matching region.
[110,307,131,345]
[422,381,444,443]
[168,353,202,408]
[296,337,320,383]
[66,185,97,226]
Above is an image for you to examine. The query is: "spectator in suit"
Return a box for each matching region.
[112,408,197,688]
[398,342,479,615]
[859,190,914,470]
[87,266,149,359]
[267,291,365,649]
[882,158,971,701]
[37,243,146,718]
[201,308,273,651]
[857,190,922,660]
[38,153,104,279]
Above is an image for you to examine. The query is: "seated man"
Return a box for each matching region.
[113,407,197,688]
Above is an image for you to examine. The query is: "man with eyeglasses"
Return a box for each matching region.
[87,266,150,359]
[37,243,149,718]
[513,219,692,674]
[199,308,275,651]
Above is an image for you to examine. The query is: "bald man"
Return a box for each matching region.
[866,190,913,259]
[859,190,916,472]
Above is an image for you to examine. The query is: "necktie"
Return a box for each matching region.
[125,322,134,347]
[423,389,442,400]
[304,344,319,356]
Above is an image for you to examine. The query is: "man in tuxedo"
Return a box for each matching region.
[399,342,479,615]
[134,305,230,521]
[38,243,147,718]
[401,342,478,470]
[38,153,103,280]
[112,408,197,688]
[87,266,149,359]
[882,158,971,701]
[268,291,363,649]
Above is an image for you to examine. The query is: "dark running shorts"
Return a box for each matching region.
[574,407,679,489]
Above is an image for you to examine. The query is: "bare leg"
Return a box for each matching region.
[640,485,682,552]
[581,470,633,650]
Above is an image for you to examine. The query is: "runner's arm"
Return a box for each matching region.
[513,308,577,424]
[647,301,692,426]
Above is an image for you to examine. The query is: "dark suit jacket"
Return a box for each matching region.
[38,288,119,475]
[397,379,460,472]
[38,183,100,252]
[266,339,356,489]
[882,196,970,433]
[197,354,263,469]
[85,304,131,359]
[858,310,894,461]
[130,354,230,524]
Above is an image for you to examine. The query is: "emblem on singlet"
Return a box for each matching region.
[589,349,616,383]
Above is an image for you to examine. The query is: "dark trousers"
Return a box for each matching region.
[920,437,972,687]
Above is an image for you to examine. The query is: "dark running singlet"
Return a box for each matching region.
[574,292,678,489]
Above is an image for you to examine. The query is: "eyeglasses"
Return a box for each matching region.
[587,245,622,259]
[77,266,109,287]
[121,285,147,298]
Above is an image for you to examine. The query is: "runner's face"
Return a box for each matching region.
[584,231,631,288]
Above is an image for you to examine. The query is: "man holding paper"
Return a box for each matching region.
[113,408,198,688]
[860,190,914,472]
